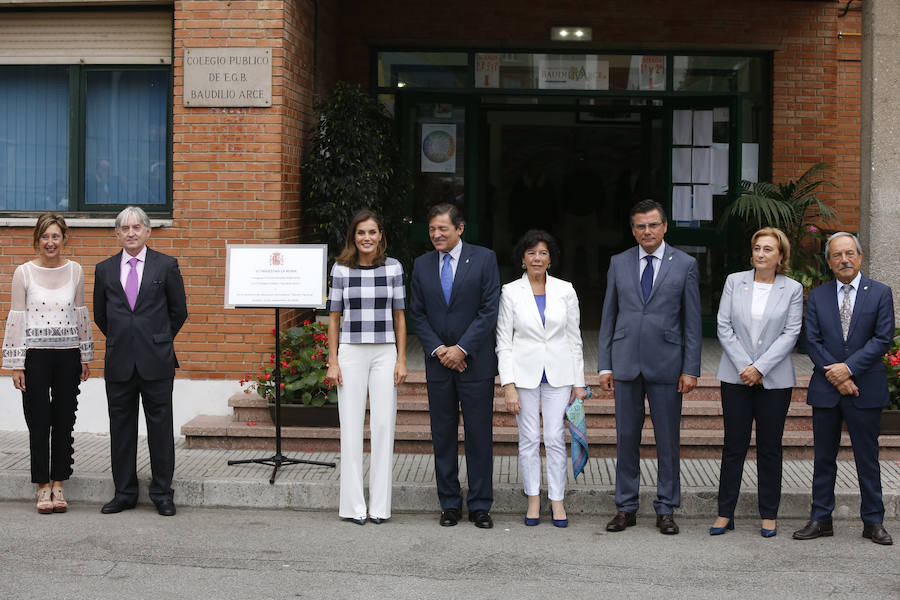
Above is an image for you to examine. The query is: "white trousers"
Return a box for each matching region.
[337,343,397,519]
[516,383,571,501]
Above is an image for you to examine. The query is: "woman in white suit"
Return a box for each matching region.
[496,230,586,527]
[711,227,802,538]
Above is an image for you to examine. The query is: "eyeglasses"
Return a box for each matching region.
[632,222,663,232]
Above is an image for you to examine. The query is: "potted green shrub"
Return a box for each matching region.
[301,81,412,270]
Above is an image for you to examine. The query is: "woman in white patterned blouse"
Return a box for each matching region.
[325,209,407,525]
[2,214,94,514]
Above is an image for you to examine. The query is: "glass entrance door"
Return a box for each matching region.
[399,95,478,257]
[481,102,664,328]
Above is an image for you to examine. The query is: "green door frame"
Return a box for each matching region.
[396,92,483,244]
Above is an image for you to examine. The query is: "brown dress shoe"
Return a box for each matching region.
[862,523,893,545]
[605,511,637,532]
[656,514,679,535]
[792,520,833,540]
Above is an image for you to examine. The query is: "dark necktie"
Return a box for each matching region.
[441,253,453,304]
[641,255,655,303]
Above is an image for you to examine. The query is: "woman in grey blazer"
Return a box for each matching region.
[711,227,803,538]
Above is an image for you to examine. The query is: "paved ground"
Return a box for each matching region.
[1,431,898,520]
[0,502,896,600]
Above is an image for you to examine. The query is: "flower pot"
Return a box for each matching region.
[268,403,340,428]
[881,410,900,436]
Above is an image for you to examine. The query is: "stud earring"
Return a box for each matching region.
[521,262,526,269]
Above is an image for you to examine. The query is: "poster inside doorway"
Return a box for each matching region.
[421,123,457,173]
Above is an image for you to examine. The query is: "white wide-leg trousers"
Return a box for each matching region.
[337,343,397,519]
[516,383,571,501]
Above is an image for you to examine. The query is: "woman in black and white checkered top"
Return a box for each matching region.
[325,209,407,525]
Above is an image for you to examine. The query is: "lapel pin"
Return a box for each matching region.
[668,256,673,261]
[863,286,869,290]
[466,258,470,264]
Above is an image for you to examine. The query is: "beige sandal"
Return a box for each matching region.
[36,487,53,514]
[51,486,68,513]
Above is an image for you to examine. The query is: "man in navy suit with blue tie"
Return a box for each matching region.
[598,199,702,535]
[793,232,894,545]
[409,203,500,528]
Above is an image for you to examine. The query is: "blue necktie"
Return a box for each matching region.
[441,253,453,304]
[641,255,654,303]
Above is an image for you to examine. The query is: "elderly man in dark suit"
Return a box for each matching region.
[94,206,187,516]
[409,203,500,529]
[793,232,894,545]
[598,199,702,535]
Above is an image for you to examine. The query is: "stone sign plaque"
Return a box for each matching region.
[184,48,272,107]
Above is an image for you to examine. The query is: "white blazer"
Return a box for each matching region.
[716,270,803,389]
[496,274,585,389]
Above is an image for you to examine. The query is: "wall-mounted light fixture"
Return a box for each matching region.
[551,27,592,42]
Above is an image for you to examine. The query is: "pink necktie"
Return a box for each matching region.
[125,257,139,310]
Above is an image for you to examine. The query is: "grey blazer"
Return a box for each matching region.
[716,270,803,389]
[598,243,702,383]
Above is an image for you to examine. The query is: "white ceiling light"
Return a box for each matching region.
[551,27,592,42]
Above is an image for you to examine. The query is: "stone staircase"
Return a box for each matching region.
[181,370,900,459]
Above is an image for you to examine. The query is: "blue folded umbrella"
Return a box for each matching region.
[566,386,590,481]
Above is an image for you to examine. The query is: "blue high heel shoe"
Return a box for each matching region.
[709,518,735,535]
[760,527,777,538]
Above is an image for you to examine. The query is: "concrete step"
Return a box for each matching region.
[182,414,900,460]
[186,371,860,459]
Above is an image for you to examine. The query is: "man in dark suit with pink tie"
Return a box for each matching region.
[793,232,894,545]
[94,206,187,517]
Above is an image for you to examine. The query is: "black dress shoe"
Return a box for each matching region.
[605,511,637,532]
[155,499,176,517]
[100,498,136,514]
[439,509,461,527]
[862,522,893,545]
[468,509,494,529]
[656,514,680,535]
[792,520,833,540]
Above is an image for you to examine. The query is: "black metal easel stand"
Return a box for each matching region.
[228,307,336,484]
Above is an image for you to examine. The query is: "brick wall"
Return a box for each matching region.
[0,1,339,383]
[338,0,862,230]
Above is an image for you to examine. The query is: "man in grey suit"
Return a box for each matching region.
[598,199,702,534]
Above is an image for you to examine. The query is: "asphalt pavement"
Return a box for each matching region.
[0,502,897,600]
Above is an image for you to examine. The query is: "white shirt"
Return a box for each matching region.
[638,241,666,285]
[438,240,463,280]
[119,245,148,292]
[750,281,773,344]
[836,271,862,313]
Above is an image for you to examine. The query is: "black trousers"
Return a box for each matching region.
[22,348,81,484]
[717,382,791,519]
[106,369,175,504]
[426,375,494,512]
